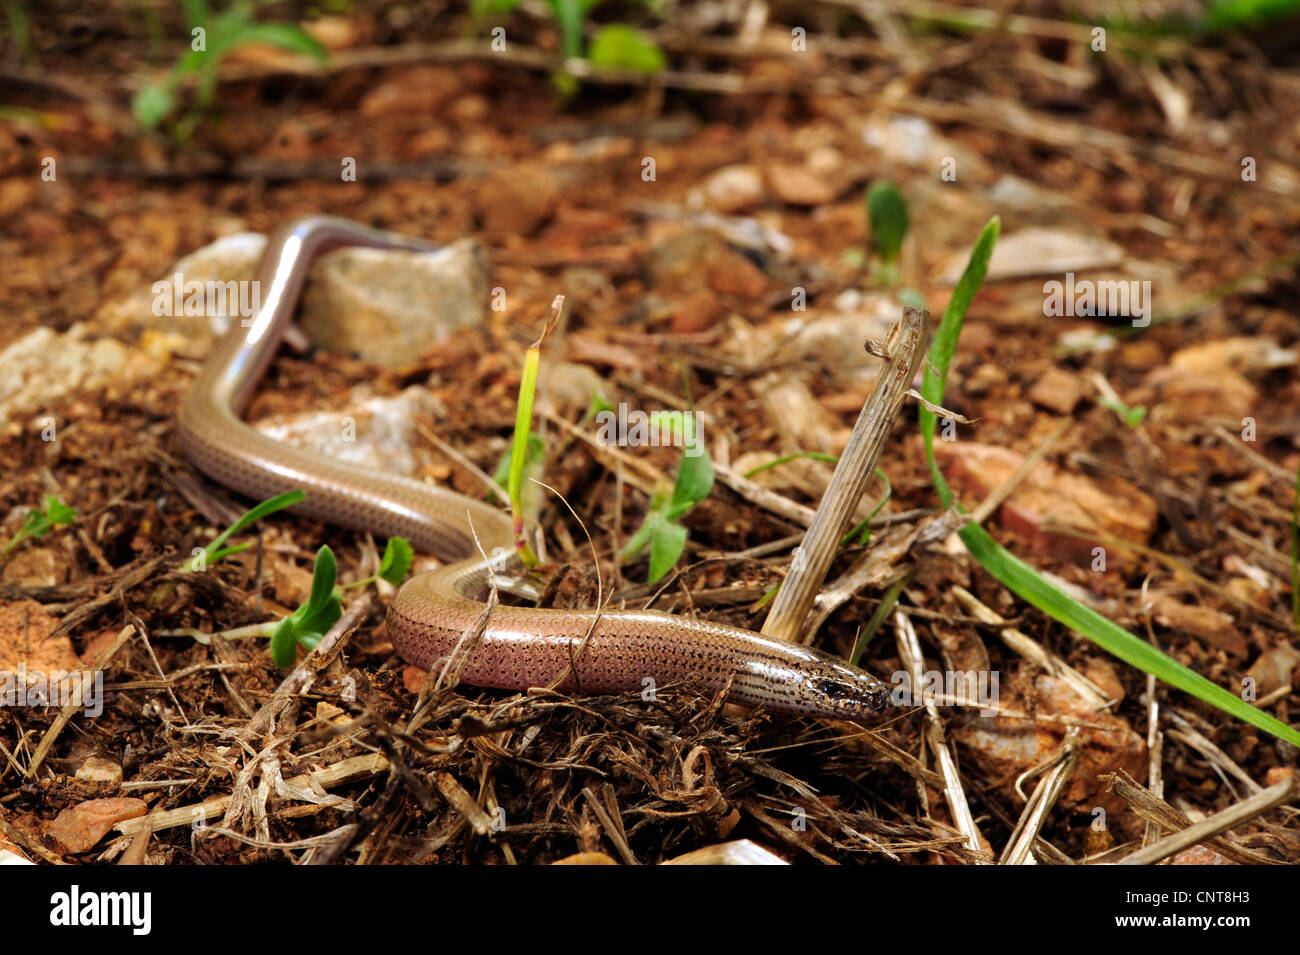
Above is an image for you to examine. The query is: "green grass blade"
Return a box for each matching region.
[184,489,304,571]
[920,214,1300,747]
[921,216,1000,505]
[957,521,1300,745]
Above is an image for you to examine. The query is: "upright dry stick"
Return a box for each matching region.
[762,306,928,643]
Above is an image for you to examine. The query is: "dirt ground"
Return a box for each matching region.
[1,1,1298,864]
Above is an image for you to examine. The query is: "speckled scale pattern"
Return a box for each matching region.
[178,216,891,725]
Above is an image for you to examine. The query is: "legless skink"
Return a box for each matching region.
[178,216,890,722]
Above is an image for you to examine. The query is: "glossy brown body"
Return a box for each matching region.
[178,216,890,722]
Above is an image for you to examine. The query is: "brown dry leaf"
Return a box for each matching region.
[934,441,1158,562]
[953,674,1146,823]
[1148,594,1245,657]
[1027,366,1085,415]
[763,163,835,206]
[1246,644,1300,698]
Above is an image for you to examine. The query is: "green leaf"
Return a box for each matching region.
[232,23,329,61]
[186,489,304,571]
[205,543,251,564]
[587,24,666,72]
[269,616,302,668]
[303,545,338,619]
[178,0,211,29]
[270,545,341,667]
[495,433,544,490]
[866,181,909,265]
[921,217,1000,501]
[2,495,76,555]
[379,537,414,586]
[132,83,174,128]
[668,446,713,519]
[549,0,586,60]
[743,451,839,479]
[957,522,1300,747]
[472,0,525,14]
[647,517,687,584]
[1099,396,1148,428]
[1206,0,1300,31]
[43,496,76,526]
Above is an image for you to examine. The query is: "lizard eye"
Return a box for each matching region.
[813,678,853,701]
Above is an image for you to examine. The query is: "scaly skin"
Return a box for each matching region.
[177,216,891,723]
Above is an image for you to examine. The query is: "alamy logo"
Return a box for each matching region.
[49,886,151,935]
[1,664,103,717]
[891,669,1000,716]
[594,403,704,457]
[1043,272,1151,326]
[152,273,261,320]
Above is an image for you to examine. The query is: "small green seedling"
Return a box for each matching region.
[866,181,909,284]
[622,414,713,584]
[1098,395,1148,428]
[472,0,664,93]
[342,537,414,590]
[133,0,327,137]
[269,545,341,667]
[585,22,665,71]
[183,489,304,572]
[2,495,76,556]
[505,299,565,566]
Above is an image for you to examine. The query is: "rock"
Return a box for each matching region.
[1168,845,1230,865]
[256,387,442,479]
[1027,366,1085,415]
[688,164,765,214]
[75,756,123,787]
[1,547,64,588]
[933,441,1158,562]
[1168,336,1296,375]
[1245,644,1300,698]
[95,231,267,340]
[545,361,611,410]
[646,228,768,303]
[44,797,147,854]
[662,840,788,865]
[1084,658,1126,703]
[402,665,428,695]
[1266,767,1295,787]
[671,288,727,333]
[0,326,158,428]
[935,227,1125,286]
[1142,366,1257,424]
[299,240,490,368]
[1148,594,1245,657]
[552,852,620,865]
[0,598,83,673]
[763,163,835,206]
[358,66,461,117]
[477,165,559,236]
[745,298,898,389]
[861,115,991,181]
